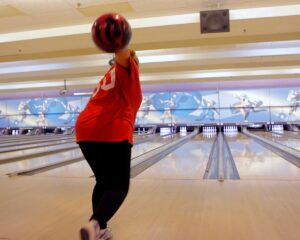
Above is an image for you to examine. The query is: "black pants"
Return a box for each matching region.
[79,140,132,229]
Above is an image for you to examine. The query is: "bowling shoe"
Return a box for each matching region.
[80,219,101,240]
[99,228,112,240]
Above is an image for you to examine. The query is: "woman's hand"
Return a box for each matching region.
[115,48,130,68]
[115,49,139,68]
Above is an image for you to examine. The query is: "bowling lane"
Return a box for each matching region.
[0,134,74,141]
[226,133,300,180]
[0,132,142,152]
[0,134,74,144]
[132,134,181,159]
[135,134,215,180]
[254,131,300,151]
[34,135,179,178]
[0,142,76,162]
[0,132,139,145]
[0,134,145,152]
[0,138,75,152]
[0,134,158,176]
[284,131,300,139]
[0,148,82,176]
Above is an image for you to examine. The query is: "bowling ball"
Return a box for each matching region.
[92,13,132,53]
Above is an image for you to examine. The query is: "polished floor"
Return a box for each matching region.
[0,131,300,240]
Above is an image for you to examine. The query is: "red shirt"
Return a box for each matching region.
[75,57,142,144]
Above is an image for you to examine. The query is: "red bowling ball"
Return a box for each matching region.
[91,13,132,53]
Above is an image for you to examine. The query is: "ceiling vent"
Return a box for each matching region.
[200,9,230,34]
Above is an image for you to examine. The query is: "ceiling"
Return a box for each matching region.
[0,0,300,95]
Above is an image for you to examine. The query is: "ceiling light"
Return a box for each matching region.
[0,5,299,43]
[73,92,92,96]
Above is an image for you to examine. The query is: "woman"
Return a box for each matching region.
[75,49,142,240]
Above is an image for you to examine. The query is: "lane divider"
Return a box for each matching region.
[204,132,240,181]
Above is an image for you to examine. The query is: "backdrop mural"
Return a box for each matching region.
[0,87,299,128]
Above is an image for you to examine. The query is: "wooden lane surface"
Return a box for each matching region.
[1,176,300,240]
